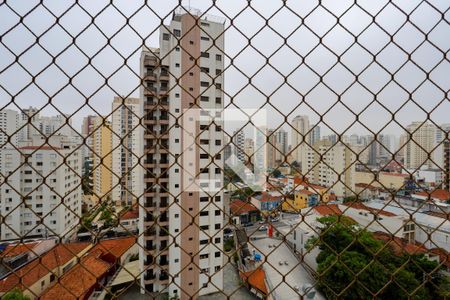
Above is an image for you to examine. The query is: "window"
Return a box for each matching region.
[215,223,220,229]
[189,40,194,45]
[215,140,221,146]
[200,81,209,87]
[200,52,209,58]
[200,96,209,102]
[215,252,221,257]
[216,54,222,61]
[215,210,221,216]
[200,197,209,202]
[215,196,221,202]
[200,254,209,259]
[173,29,181,37]
[199,211,209,216]
[175,47,180,51]
[201,22,209,26]
[162,33,170,40]
[215,237,221,243]
[216,69,222,75]
[175,63,180,68]
[200,239,208,245]
[200,153,209,159]
[201,36,210,41]
[215,97,221,104]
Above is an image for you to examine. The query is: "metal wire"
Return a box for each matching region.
[0,0,449,299]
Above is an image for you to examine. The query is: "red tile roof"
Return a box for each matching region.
[0,242,90,293]
[381,172,408,177]
[240,267,268,295]
[355,183,380,191]
[40,251,111,300]
[90,237,136,260]
[430,248,450,268]
[297,189,315,195]
[373,232,427,256]
[230,200,258,215]
[255,192,283,202]
[415,189,450,202]
[0,242,39,258]
[120,209,139,220]
[344,202,396,217]
[313,204,342,216]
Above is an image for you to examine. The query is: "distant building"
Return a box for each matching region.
[91,117,113,202]
[302,140,355,197]
[404,122,436,169]
[233,129,245,163]
[111,97,143,207]
[250,191,283,212]
[0,137,82,240]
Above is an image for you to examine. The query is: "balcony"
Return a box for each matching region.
[144,116,157,125]
[144,72,157,82]
[159,272,169,281]
[144,86,157,96]
[144,159,157,168]
[160,72,169,82]
[144,272,156,282]
[145,228,156,236]
[144,57,157,67]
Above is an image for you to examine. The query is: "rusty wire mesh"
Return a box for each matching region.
[0,0,449,299]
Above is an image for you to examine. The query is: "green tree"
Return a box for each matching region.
[3,289,30,300]
[310,215,439,300]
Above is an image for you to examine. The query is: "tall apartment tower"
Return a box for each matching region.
[291,115,310,164]
[0,109,19,163]
[140,8,224,299]
[302,140,356,197]
[0,136,81,240]
[91,117,113,202]
[309,125,321,146]
[111,97,144,207]
[404,122,436,169]
[233,130,245,163]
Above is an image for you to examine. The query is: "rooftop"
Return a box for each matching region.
[313,204,342,216]
[0,242,39,259]
[414,189,450,202]
[0,242,90,293]
[230,200,258,215]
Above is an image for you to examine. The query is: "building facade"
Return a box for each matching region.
[111,97,144,207]
[404,122,436,169]
[291,115,310,164]
[140,8,225,299]
[302,140,356,197]
[0,138,82,241]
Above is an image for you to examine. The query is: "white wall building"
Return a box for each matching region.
[0,137,82,241]
[111,97,144,207]
[291,115,310,163]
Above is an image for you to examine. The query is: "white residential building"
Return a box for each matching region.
[0,136,82,241]
[111,97,144,207]
[291,115,310,163]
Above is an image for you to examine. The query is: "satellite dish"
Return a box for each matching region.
[302,284,317,299]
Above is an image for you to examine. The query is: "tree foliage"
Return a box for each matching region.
[310,215,449,300]
[3,289,30,300]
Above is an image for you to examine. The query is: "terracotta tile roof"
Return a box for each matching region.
[40,252,111,300]
[297,189,315,195]
[430,248,450,268]
[230,200,258,215]
[255,192,283,202]
[313,204,342,216]
[415,189,450,202]
[120,209,139,221]
[90,237,136,261]
[306,183,326,190]
[240,267,268,295]
[355,183,380,191]
[0,242,39,258]
[0,242,90,293]
[344,202,396,217]
[373,232,427,256]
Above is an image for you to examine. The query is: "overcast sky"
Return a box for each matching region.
[0,0,449,138]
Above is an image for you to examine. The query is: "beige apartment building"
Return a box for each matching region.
[404,122,436,169]
[302,140,356,197]
[91,116,113,202]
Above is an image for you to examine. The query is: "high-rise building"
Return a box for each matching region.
[309,125,321,146]
[0,135,81,240]
[0,109,19,165]
[140,8,224,299]
[111,97,144,207]
[444,140,450,191]
[91,117,113,202]
[243,138,254,166]
[232,129,245,163]
[302,140,356,197]
[404,122,436,169]
[291,115,310,163]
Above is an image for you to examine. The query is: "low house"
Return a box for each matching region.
[40,237,137,300]
[0,242,91,299]
[250,191,283,213]
[230,199,260,225]
[282,189,319,212]
[118,207,139,234]
[355,183,382,200]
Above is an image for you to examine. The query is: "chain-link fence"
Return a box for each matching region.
[0,0,449,299]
